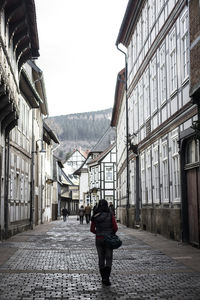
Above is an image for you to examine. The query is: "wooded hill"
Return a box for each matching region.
[45,108,113,160]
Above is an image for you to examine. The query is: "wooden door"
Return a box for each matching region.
[186,167,200,246]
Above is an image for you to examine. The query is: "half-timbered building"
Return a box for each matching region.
[0,0,40,238]
[86,127,116,208]
[115,0,199,244]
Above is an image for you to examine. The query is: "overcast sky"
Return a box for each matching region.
[34,0,128,117]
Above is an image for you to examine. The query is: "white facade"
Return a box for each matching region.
[78,163,89,208]
[114,0,198,240]
[88,144,117,208]
[126,1,192,207]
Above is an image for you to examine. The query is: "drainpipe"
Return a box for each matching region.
[4,132,10,238]
[116,44,130,227]
[30,110,35,229]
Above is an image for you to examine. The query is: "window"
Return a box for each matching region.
[105,167,113,181]
[133,88,138,132]
[16,173,20,200]
[169,29,177,93]
[146,149,152,204]
[139,78,144,127]
[133,32,137,66]
[25,175,29,203]
[137,17,142,54]
[150,57,157,113]
[95,167,98,182]
[181,10,189,81]
[91,168,95,184]
[160,44,166,103]
[186,139,199,165]
[141,154,146,203]
[149,0,156,28]
[129,93,134,135]
[129,160,135,205]
[171,132,180,201]
[162,141,169,202]
[143,3,148,42]
[20,173,24,202]
[127,41,132,76]
[153,144,159,203]
[10,170,14,200]
[157,0,164,16]
[144,68,150,119]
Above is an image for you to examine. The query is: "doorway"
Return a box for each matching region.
[185,139,200,246]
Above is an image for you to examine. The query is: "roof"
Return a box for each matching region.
[116,0,141,47]
[61,169,74,186]
[43,122,59,144]
[30,60,49,116]
[89,126,116,154]
[73,159,88,175]
[3,0,40,70]
[111,68,125,127]
[87,143,116,167]
[53,155,64,168]
[19,69,41,108]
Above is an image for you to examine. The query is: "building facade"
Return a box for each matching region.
[0,0,40,238]
[115,0,199,245]
[74,161,90,208]
[87,143,117,209]
[0,1,60,239]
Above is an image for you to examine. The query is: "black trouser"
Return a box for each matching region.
[96,238,113,269]
[85,214,91,224]
[80,215,84,224]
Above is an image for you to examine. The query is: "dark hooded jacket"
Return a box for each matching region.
[92,212,113,236]
[90,211,118,237]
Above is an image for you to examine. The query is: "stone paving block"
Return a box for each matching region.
[0,217,200,299]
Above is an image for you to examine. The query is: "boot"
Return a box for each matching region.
[100,268,106,283]
[103,266,111,286]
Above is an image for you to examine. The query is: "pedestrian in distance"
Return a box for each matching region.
[90,199,118,286]
[79,205,85,224]
[85,204,91,224]
[62,207,69,222]
[92,203,98,216]
[109,202,115,216]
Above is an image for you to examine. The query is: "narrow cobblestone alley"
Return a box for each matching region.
[0,216,200,300]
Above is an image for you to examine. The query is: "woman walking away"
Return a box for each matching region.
[90,199,118,286]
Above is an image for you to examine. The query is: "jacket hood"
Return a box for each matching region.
[93,212,110,223]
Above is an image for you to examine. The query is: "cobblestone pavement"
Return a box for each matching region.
[0,217,200,300]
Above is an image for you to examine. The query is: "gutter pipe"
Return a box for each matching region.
[116,44,130,227]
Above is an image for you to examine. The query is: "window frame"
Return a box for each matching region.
[171,131,180,202]
[153,143,159,203]
[105,166,113,182]
[150,56,157,114]
[162,141,169,202]
[169,28,177,94]
[180,9,189,83]
[159,43,166,104]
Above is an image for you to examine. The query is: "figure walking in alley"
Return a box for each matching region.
[92,203,98,216]
[62,207,69,222]
[109,202,115,216]
[85,204,91,224]
[90,199,118,286]
[79,205,85,224]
